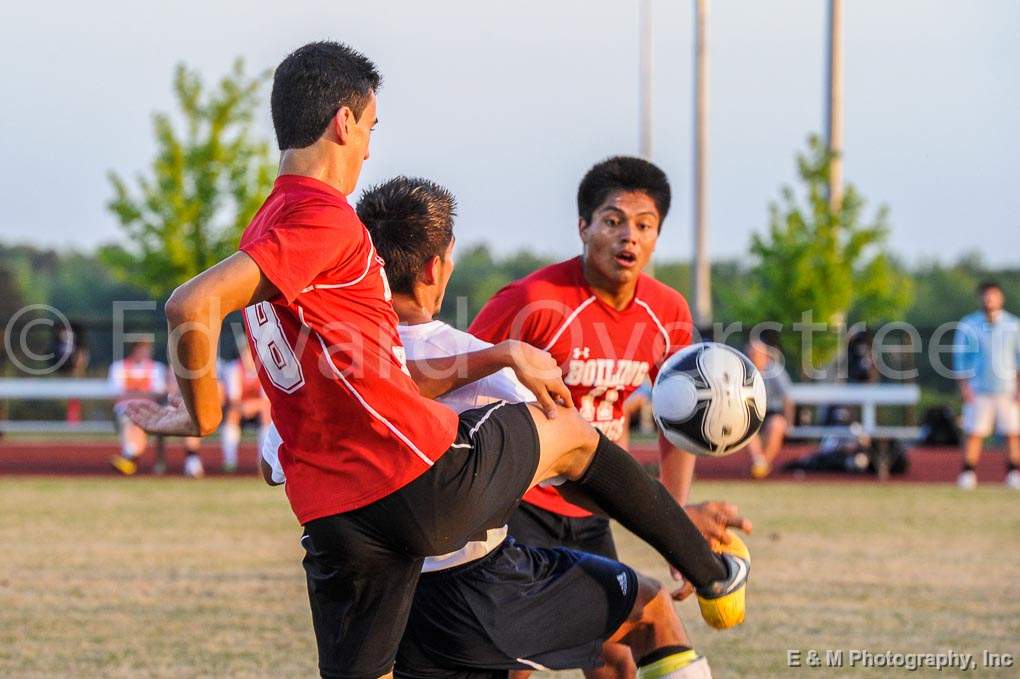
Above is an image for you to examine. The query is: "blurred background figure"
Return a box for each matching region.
[108,340,204,477]
[620,382,651,451]
[745,339,793,479]
[50,322,90,422]
[108,340,165,475]
[166,379,205,478]
[221,341,269,473]
[953,281,1020,490]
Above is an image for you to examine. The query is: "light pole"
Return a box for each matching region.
[692,0,712,327]
[825,0,844,211]
[639,0,654,160]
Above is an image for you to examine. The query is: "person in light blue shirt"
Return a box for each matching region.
[744,339,793,480]
[952,281,1020,489]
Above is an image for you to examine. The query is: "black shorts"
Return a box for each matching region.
[394,538,638,678]
[508,501,618,559]
[301,401,540,679]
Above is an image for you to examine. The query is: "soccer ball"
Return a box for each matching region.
[652,342,767,457]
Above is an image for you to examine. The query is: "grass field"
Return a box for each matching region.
[2,477,1018,678]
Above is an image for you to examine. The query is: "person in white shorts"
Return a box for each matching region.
[952,281,1020,489]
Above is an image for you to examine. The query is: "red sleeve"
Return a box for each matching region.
[470,278,572,351]
[649,292,694,383]
[241,201,362,304]
[469,282,532,344]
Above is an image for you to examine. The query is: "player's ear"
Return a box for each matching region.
[578,217,591,244]
[421,255,442,285]
[333,106,354,145]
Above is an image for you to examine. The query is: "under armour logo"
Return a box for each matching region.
[617,572,628,595]
[572,347,591,360]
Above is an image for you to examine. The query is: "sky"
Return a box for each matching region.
[1,0,1017,266]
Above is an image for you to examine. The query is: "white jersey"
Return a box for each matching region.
[107,358,167,399]
[262,319,534,571]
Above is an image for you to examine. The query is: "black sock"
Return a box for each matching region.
[574,432,727,588]
[962,462,975,472]
[638,645,692,667]
[1007,461,1018,472]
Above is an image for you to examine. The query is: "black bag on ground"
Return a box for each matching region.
[918,406,961,447]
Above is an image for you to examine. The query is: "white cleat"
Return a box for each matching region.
[184,455,205,479]
[957,470,977,490]
[1005,469,1020,490]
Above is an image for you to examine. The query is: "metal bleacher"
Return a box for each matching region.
[0,378,118,433]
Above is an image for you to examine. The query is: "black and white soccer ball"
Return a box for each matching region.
[652,342,767,457]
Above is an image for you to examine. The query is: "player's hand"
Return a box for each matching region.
[664,502,750,590]
[684,501,752,545]
[124,394,199,436]
[960,382,975,404]
[499,340,573,419]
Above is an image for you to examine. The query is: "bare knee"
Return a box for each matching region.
[626,573,666,623]
[528,403,600,481]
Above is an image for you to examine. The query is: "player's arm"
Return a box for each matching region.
[408,339,572,419]
[1015,334,1020,401]
[953,322,977,402]
[406,346,508,399]
[656,305,698,505]
[125,252,279,436]
[659,435,696,505]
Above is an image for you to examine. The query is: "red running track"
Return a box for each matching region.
[0,439,1013,484]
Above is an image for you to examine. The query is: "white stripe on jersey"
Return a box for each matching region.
[299,244,375,292]
[634,297,672,356]
[541,295,597,352]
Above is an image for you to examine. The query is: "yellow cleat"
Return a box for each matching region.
[696,531,750,629]
[109,454,138,476]
[750,459,771,480]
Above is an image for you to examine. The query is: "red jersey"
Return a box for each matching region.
[239,175,458,523]
[470,257,692,517]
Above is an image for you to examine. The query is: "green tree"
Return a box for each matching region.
[439,244,553,326]
[742,135,913,373]
[103,59,274,298]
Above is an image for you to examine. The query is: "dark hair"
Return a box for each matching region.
[978,280,1003,295]
[576,156,672,227]
[271,41,381,150]
[357,177,457,295]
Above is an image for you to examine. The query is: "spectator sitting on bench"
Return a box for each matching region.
[108,340,204,478]
[746,339,793,479]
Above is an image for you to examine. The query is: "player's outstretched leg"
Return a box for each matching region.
[612,574,712,679]
[525,404,747,627]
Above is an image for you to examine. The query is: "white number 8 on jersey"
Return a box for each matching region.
[245,302,305,394]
